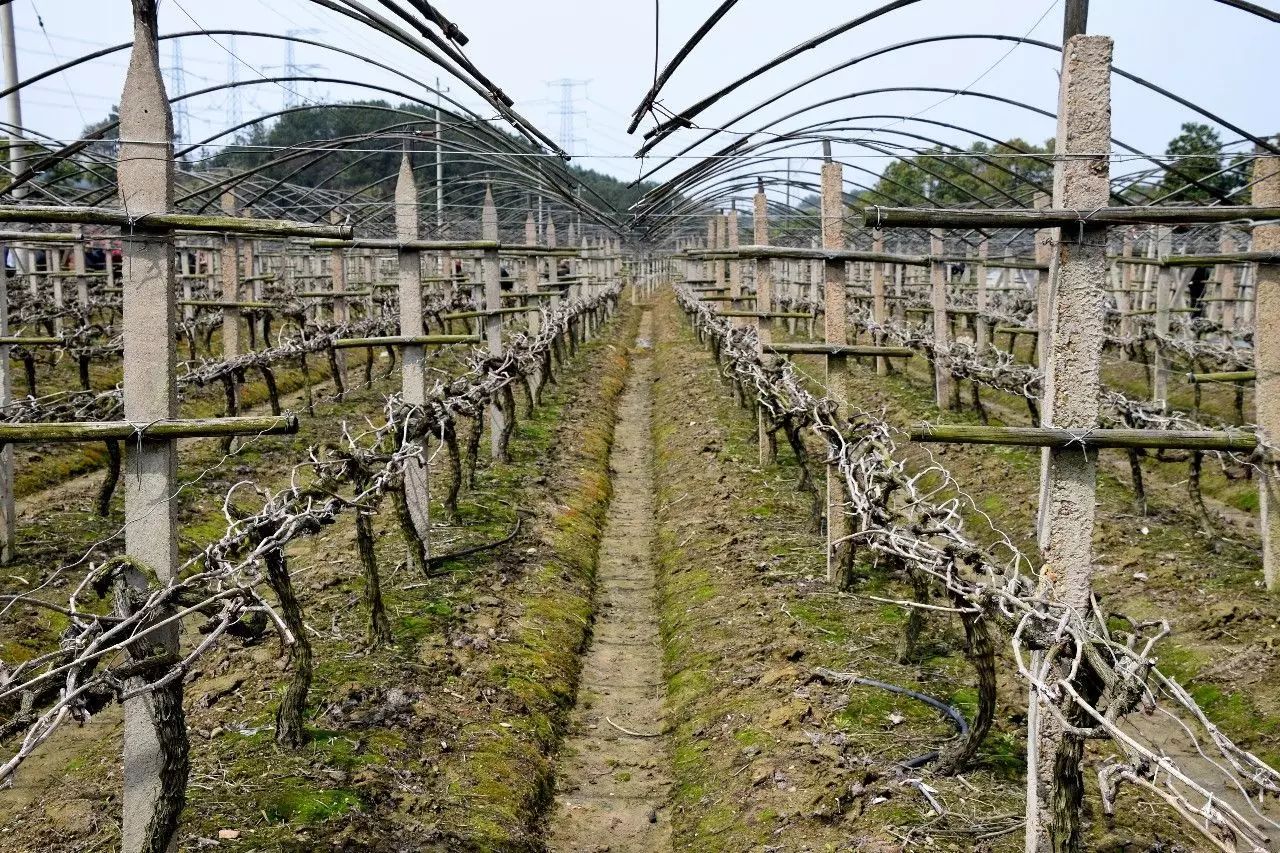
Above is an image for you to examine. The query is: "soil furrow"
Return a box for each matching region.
[548,308,671,853]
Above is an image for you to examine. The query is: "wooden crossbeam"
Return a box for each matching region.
[909,423,1255,452]
[719,309,811,319]
[864,205,1280,230]
[766,343,914,358]
[0,205,351,239]
[440,306,532,320]
[1187,370,1256,383]
[331,334,479,349]
[178,299,275,309]
[0,229,79,243]
[0,414,298,444]
[0,336,60,346]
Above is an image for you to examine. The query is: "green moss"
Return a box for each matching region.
[261,782,360,824]
[1229,490,1260,512]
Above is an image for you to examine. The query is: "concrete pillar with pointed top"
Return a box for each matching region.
[546,218,560,312]
[118,2,184,849]
[523,210,541,335]
[482,185,505,459]
[396,152,431,541]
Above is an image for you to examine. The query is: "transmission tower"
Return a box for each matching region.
[546,79,589,157]
[227,34,242,128]
[277,28,323,108]
[168,40,191,148]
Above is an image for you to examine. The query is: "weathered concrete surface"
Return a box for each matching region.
[1254,138,1280,589]
[117,3,181,850]
[1029,33,1113,853]
[396,153,430,540]
[820,158,851,585]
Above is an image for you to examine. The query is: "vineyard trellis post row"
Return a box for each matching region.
[820,141,851,587]
[396,151,431,543]
[1255,135,1280,590]
[118,2,184,848]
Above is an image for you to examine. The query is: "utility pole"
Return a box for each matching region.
[1,4,27,202]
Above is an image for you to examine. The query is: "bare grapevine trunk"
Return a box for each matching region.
[265,547,311,748]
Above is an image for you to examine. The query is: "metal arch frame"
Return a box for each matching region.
[632,13,1280,156]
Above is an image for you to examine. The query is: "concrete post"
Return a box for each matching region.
[482,186,505,459]
[975,237,990,351]
[396,153,431,542]
[1219,231,1238,334]
[524,211,542,333]
[329,210,348,381]
[727,205,741,300]
[872,230,888,374]
[219,192,241,367]
[930,230,953,409]
[1034,192,1052,368]
[1152,227,1173,410]
[753,181,775,466]
[1117,234,1134,355]
[0,242,12,565]
[51,248,65,335]
[73,226,88,310]
[1028,33,1112,853]
[178,243,194,323]
[118,3,183,849]
[546,219,560,312]
[1253,139,1280,590]
[820,146,851,586]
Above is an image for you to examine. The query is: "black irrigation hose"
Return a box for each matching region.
[424,510,526,572]
[814,667,969,769]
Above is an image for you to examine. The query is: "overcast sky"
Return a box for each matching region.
[6,0,1277,199]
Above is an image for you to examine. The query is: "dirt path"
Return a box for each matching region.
[547,309,671,853]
